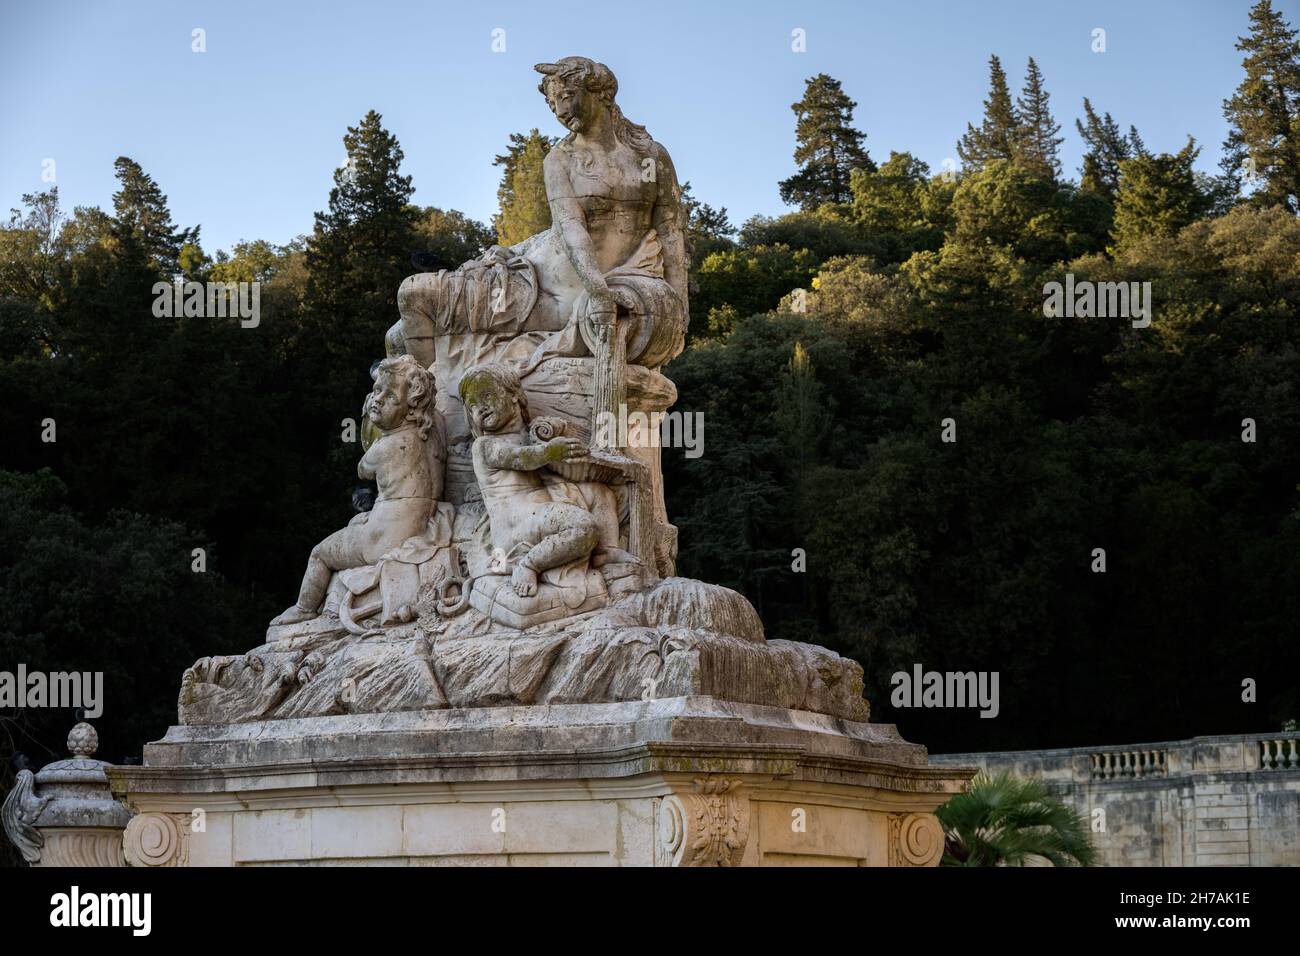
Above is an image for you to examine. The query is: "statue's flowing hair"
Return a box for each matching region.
[375,354,435,440]
[535,57,654,153]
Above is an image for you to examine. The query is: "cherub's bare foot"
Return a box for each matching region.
[512,563,538,597]
[271,604,317,626]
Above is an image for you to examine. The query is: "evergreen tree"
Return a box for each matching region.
[1112,140,1208,252]
[1013,58,1063,180]
[305,110,418,400]
[779,74,874,209]
[957,55,1018,170]
[110,157,198,275]
[681,181,736,268]
[1076,99,1133,195]
[1128,126,1149,157]
[1222,0,1300,211]
[493,129,554,245]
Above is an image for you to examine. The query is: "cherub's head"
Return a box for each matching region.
[459,362,529,438]
[369,355,434,439]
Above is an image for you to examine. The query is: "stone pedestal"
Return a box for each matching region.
[107,697,972,867]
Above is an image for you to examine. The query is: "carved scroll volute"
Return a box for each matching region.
[2,770,49,864]
[123,812,188,867]
[888,812,945,867]
[656,777,750,867]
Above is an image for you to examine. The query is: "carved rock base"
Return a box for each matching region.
[179,579,869,727]
[108,697,973,866]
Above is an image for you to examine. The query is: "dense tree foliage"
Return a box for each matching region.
[493,129,555,245]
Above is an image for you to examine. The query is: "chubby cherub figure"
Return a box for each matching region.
[459,362,608,597]
[272,355,436,626]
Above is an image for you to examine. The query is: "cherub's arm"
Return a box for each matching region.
[544,150,616,312]
[478,435,585,471]
[358,438,384,481]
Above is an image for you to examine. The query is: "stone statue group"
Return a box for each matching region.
[177,57,867,727]
[273,55,688,634]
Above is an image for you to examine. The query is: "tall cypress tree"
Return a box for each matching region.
[493,129,554,246]
[779,74,874,210]
[1222,0,1300,211]
[1013,57,1063,180]
[957,56,1018,170]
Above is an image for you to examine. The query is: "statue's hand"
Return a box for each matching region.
[610,286,638,313]
[545,436,587,463]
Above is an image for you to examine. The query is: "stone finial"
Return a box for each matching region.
[67,721,98,758]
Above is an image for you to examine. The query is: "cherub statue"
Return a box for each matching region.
[271,355,437,625]
[459,362,630,598]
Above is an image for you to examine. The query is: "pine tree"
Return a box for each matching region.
[1128,126,1149,157]
[1076,98,1133,195]
[1013,58,1063,180]
[493,129,554,245]
[779,74,874,210]
[957,55,1018,170]
[110,157,198,275]
[305,110,418,399]
[1222,0,1300,211]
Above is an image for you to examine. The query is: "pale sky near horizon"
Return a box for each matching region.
[1,0,1293,255]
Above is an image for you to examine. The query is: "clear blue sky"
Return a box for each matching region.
[2,0,1291,255]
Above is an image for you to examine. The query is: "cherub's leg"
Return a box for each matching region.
[396,273,440,368]
[513,508,599,597]
[271,528,367,625]
[582,483,637,566]
[383,319,405,358]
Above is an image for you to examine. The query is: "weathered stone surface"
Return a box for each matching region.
[931,732,1300,866]
[178,582,868,725]
[2,722,130,866]
[109,698,973,867]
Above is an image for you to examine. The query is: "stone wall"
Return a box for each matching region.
[930,733,1300,866]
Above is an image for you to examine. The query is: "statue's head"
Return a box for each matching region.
[535,57,652,151]
[459,362,529,437]
[369,354,434,439]
[534,56,616,133]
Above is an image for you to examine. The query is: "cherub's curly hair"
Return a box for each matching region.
[375,354,435,440]
[458,362,530,430]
